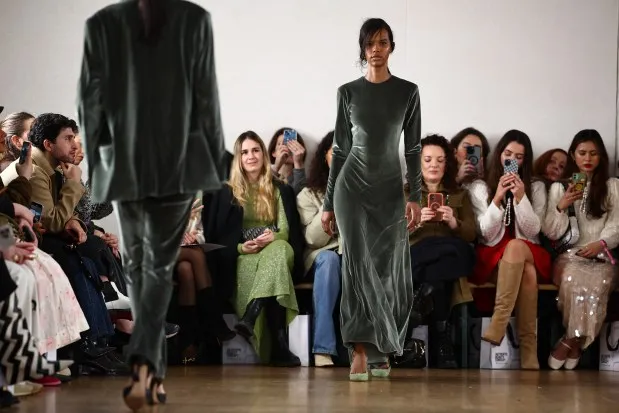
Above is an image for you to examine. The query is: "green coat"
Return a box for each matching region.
[77,0,226,202]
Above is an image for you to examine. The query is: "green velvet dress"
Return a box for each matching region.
[234,186,299,362]
[323,76,422,358]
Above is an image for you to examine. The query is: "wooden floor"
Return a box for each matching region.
[12,366,619,412]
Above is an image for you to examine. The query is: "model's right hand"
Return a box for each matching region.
[321,211,335,237]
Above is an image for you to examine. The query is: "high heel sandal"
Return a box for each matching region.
[146,377,167,405]
[122,361,150,411]
[349,350,369,382]
[369,360,391,378]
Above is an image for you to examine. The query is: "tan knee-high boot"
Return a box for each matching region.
[481,260,524,345]
[515,286,539,370]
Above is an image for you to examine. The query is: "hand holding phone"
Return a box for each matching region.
[428,193,444,222]
[571,173,587,192]
[283,129,297,144]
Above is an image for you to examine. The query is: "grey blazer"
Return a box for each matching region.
[78,0,226,202]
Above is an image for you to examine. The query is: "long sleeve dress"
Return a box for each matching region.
[543,178,619,349]
[323,76,421,357]
[234,186,299,362]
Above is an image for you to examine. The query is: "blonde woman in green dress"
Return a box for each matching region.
[204,131,306,366]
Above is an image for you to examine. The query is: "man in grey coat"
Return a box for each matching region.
[77,0,226,408]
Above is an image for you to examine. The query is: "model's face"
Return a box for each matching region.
[241,139,264,174]
[573,141,600,173]
[545,151,567,182]
[455,134,483,165]
[364,29,391,68]
[421,145,446,184]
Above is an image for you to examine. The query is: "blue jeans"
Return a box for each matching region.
[311,250,342,355]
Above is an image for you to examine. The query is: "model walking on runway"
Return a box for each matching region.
[321,18,422,381]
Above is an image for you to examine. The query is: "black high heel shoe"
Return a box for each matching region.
[122,360,151,411]
[146,377,167,405]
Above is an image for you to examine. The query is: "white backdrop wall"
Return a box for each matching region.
[1,0,618,237]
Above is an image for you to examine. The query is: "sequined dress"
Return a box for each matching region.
[234,186,299,361]
[544,179,619,349]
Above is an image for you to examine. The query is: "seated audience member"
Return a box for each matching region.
[533,148,569,187]
[267,127,307,194]
[450,127,491,187]
[407,135,476,369]
[0,186,79,386]
[26,113,121,374]
[204,131,305,367]
[296,131,341,367]
[467,130,549,370]
[0,112,36,184]
[543,130,619,370]
[176,196,235,364]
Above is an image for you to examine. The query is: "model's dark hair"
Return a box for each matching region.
[306,131,334,196]
[486,129,534,202]
[267,127,306,164]
[450,127,491,179]
[421,134,458,191]
[28,113,79,151]
[358,18,395,66]
[1,112,35,161]
[566,129,609,219]
[533,148,569,181]
[138,0,167,43]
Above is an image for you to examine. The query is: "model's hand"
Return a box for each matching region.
[406,202,421,230]
[321,211,336,236]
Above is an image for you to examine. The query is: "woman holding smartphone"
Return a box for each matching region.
[543,130,619,370]
[467,130,549,370]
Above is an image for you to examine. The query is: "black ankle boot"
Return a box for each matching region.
[197,288,236,343]
[271,329,301,367]
[409,283,434,329]
[392,338,427,368]
[431,321,457,369]
[235,298,268,339]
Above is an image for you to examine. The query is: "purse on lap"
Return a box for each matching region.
[241,225,278,242]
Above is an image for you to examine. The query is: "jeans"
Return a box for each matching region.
[311,250,342,355]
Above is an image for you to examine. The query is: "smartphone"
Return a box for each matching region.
[571,172,587,192]
[0,224,16,250]
[465,145,482,173]
[428,192,444,222]
[503,158,519,175]
[283,129,297,144]
[30,202,43,224]
[19,141,31,165]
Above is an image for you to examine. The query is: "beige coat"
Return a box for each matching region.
[296,188,339,274]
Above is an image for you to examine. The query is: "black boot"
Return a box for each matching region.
[265,300,300,367]
[271,329,301,367]
[431,321,457,369]
[235,298,268,340]
[392,338,427,368]
[409,283,434,329]
[197,288,236,343]
[177,306,199,364]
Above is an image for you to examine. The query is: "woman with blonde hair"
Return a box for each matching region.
[204,131,305,366]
